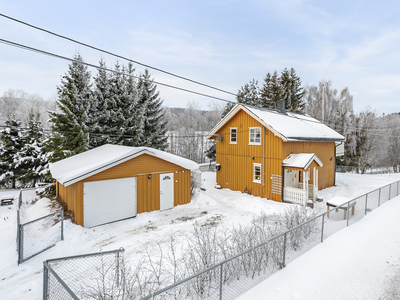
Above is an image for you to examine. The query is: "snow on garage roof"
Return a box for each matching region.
[50,144,199,186]
[282,153,323,170]
[207,104,345,142]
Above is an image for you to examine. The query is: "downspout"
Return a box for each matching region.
[334,143,337,186]
[262,127,265,188]
[281,166,284,202]
[334,141,343,186]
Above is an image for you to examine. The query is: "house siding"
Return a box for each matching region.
[282,142,335,189]
[212,109,337,202]
[214,110,283,201]
[56,153,191,226]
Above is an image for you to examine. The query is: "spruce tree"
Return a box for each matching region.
[136,69,168,150]
[121,63,144,146]
[89,59,111,148]
[0,118,24,188]
[101,62,126,145]
[287,68,305,113]
[260,72,275,108]
[18,110,48,187]
[221,79,260,119]
[47,54,92,162]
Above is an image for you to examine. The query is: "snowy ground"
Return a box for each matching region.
[238,194,400,300]
[1,172,400,299]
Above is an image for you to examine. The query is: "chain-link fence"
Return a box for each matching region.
[40,180,400,300]
[43,248,125,300]
[16,189,64,264]
[336,165,399,174]
[138,179,400,300]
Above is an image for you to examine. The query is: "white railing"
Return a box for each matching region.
[284,186,308,206]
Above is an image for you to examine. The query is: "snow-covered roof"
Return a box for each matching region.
[50,144,199,186]
[207,104,345,142]
[282,153,323,170]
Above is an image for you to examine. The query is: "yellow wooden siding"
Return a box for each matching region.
[215,110,283,202]
[282,142,335,189]
[56,154,192,226]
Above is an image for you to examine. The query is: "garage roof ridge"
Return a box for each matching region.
[50,144,199,186]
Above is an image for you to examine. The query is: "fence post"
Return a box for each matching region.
[219,263,223,300]
[282,233,287,268]
[43,263,49,300]
[397,181,399,196]
[116,251,120,287]
[346,202,350,226]
[19,224,24,264]
[61,210,64,241]
[365,194,368,214]
[321,214,325,242]
[378,188,381,207]
[389,184,392,200]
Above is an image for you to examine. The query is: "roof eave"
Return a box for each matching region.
[206,104,288,141]
[286,137,345,142]
[59,149,154,187]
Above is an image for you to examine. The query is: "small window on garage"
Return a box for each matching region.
[253,163,262,183]
[230,128,237,144]
[249,127,261,145]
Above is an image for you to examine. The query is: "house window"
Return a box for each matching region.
[253,163,262,184]
[230,128,237,144]
[249,127,261,145]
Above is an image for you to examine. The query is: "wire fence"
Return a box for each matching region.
[41,180,400,300]
[336,165,400,174]
[139,180,400,300]
[16,189,64,264]
[43,248,125,300]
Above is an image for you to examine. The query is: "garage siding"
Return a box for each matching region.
[57,153,193,226]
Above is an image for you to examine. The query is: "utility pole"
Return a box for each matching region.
[322,83,325,123]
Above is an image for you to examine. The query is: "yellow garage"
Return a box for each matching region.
[50,144,199,227]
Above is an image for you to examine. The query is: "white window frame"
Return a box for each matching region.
[230,127,237,144]
[253,163,262,184]
[249,127,261,145]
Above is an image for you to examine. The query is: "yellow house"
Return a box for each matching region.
[207,103,345,205]
[50,144,199,227]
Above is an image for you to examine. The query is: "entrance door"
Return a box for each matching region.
[160,173,174,210]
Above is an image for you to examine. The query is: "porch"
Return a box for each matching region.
[282,153,323,206]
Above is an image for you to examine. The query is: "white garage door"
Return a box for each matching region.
[83,177,137,228]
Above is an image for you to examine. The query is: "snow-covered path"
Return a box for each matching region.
[238,196,400,300]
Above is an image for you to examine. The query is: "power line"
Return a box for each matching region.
[0,38,393,131]
[0,38,233,104]
[0,13,237,97]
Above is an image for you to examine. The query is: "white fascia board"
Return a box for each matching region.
[62,149,155,187]
[206,104,287,141]
[206,104,240,139]
[304,154,323,169]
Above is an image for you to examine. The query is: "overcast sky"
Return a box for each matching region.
[1,0,399,114]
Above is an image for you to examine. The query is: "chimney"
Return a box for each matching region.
[277,100,286,114]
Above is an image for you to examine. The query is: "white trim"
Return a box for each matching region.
[230,127,237,144]
[253,163,262,184]
[206,104,287,141]
[63,149,153,186]
[249,127,261,145]
[206,104,345,142]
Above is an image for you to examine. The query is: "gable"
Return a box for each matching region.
[50,144,199,186]
[207,104,345,142]
[83,154,187,183]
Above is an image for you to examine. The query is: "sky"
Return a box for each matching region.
[0,0,400,114]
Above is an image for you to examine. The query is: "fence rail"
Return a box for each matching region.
[16,189,64,264]
[41,179,400,300]
[43,248,124,300]
[139,179,400,299]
